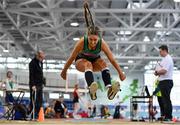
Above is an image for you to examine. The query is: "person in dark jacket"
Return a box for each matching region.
[29,50,45,119]
[54,97,68,118]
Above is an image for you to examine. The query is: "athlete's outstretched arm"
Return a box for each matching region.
[101,40,126,81]
[61,38,84,80]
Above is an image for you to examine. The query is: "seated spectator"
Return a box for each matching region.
[149,106,158,120]
[101,105,110,119]
[104,106,110,118]
[54,97,68,118]
[91,105,96,117]
[120,107,126,119]
[100,105,105,118]
[45,106,55,118]
[4,71,17,104]
[113,105,120,119]
[132,103,138,119]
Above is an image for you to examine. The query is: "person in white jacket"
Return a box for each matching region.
[4,71,17,104]
[154,45,174,122]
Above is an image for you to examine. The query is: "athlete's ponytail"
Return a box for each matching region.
[83,2,101,36]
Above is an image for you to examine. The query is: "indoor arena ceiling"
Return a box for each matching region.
[0,0,180,73]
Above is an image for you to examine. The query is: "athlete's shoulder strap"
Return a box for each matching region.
[97,34,102,50]
[84,34,88,50]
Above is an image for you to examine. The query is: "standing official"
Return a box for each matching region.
[29,51,45,119]
[154,45,174,121]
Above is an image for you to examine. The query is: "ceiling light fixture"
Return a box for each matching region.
[3,49,9,53]
[73,38,80,41]
[174,0,180,2]
[128,60,134,63]
[117,31,132,35]
[70,22,79,27]
[124,66,129,69]
[143,36,150,42]
[154,21,162,28]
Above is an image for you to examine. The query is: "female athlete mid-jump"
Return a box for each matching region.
[61,3,126,100]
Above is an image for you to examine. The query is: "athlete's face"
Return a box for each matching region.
[88,35,99,48]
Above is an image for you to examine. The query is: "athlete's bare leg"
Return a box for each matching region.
[93,58,120,100]
[75,59,98,100]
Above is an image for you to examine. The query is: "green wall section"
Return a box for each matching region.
[96,75,139,103]
[121,79,139,102]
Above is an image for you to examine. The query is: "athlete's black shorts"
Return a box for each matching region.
[73,97,79,103]
[75,53,100,63]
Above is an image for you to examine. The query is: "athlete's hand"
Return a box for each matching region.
[61,69,67,80]
[119,73,126,81]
